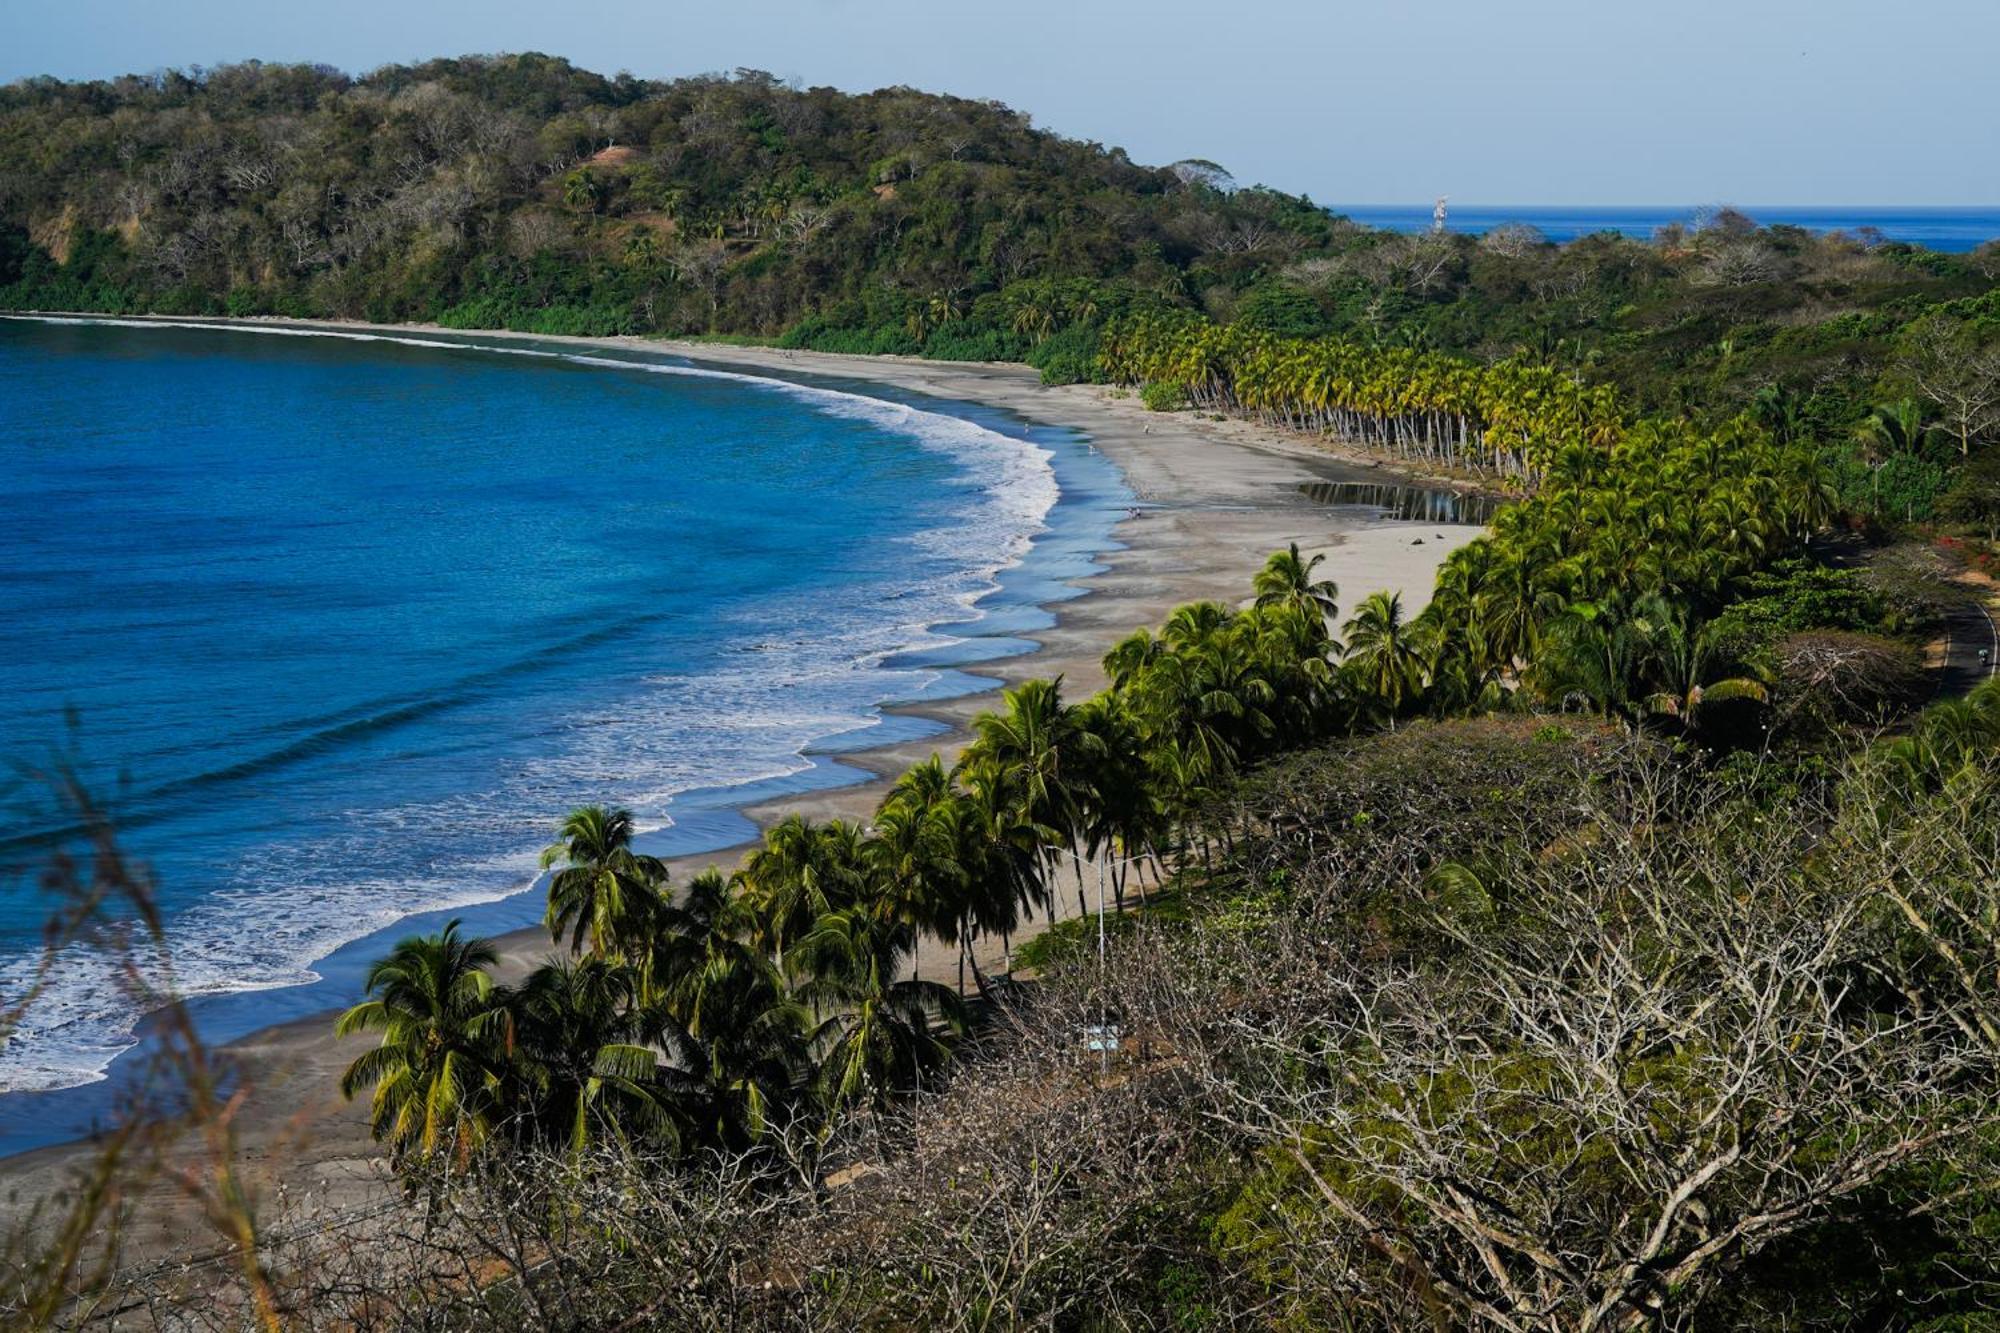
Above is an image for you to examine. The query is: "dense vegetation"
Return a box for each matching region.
[6,50,2000,1331]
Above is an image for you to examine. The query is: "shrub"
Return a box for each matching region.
[922,321,1028,363]
[779,319,921,356]
[1140,378,1189,412]
[1703,559,1890,667]
[1027,324,1101,385]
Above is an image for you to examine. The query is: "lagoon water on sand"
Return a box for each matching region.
[0,321,1482,1250]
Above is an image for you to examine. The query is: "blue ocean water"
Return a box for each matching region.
[1335,204,2000,251]
[0,317,1126,1148]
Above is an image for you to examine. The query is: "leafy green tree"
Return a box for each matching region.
[539,806,667,962]
[794,907,965,1112]
[1940,448,2000,542]
[1342,591,1433,718]
[505,956,680,1154]
[335,920,512,1165]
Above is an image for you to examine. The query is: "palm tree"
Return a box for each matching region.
[1103,626,1166,690]
[952,754,1053,981]
[1751,383,1807,445]
[1630,599,1771,734]
[335,920,512,1165]
[739,815,869,974]
[657,943,810,1150]
[648,867,763,1037]
[540,806,668,962]
[967,677,1102,919]
[969,678,1088,833]
[1253,542,1340,632]
[1070,692,1160,910]
[1533,602,1644,715]
[505,957,681,1155]
[1341,591,1433,719]
[794,907,965,1113]
[867,757,969,978]
[1856,399,1939,461]
[561,168,600,214]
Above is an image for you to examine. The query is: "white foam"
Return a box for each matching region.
[0,316,1067,1093]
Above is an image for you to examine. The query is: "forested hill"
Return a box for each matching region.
[0,54,1325,360]
[4,53,2000,446]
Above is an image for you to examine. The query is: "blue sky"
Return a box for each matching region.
[1,0,1992,206]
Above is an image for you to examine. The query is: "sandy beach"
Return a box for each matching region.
[0,326,1485,1261]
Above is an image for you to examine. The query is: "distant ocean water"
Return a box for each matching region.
[0,318,1127,1149]
[1335,204,2000,251]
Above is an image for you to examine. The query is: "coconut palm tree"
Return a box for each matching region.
[560,168,600,214]
[539,806,668,962]
[952,754,1054,980]
[648,867,763,1037]
[1253,542,1340,634]
[1532,602,1645,715]
[966,677,1103,919]
[505,956,682,1155]
[1751,383,1808,445]
[1103,626,1166,690]
[1629,599,1771,734]
[794,907,965,1113]
[739,815,869,975]
[867,757,969,978]
[335,920,512,1165]
[1857,398,1939,461]
[657,943,811,1149]
[969,679,1088,832]
[1069,692,1160,909]
[1342,591,1433,718]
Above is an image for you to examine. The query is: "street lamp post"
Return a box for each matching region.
[1059,845,1146,1073]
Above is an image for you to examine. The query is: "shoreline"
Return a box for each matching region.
[0,317,1488,1254]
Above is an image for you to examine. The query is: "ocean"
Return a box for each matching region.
[1334,204,2000,251]
[0,317,1128,1151]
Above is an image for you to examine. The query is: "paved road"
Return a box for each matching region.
[1936,594,2000,699]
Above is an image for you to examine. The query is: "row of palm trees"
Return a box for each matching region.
[335,546,1386,1170]
[1414,416,1837,726]
[1099,312,1627,481]
[336,394,1839,1168]
[1101,305,1833,730]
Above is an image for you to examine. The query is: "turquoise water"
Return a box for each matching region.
[0,318,1126,1148]
[1336,205,2000,251]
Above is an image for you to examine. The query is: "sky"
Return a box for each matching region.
[0,0,1993,207]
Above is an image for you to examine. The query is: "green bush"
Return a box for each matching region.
[921,321,1028,362]
[1828,447,1952,524]
[1703,559,1890,667]
[1140,378,1189,412]
[778,318,921,356]
[438,298,518,331]
[1027,324,1102,385]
